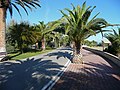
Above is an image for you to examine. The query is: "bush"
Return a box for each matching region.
[104,45,117,55]
[46,46,53,50]
[6,44,16,54]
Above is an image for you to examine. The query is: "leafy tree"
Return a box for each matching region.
[60,2,109,63]
[0,0,40,57]
[104,28,120,56]
[6,22,38,53]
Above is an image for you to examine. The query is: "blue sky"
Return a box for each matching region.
[6,0,120,43]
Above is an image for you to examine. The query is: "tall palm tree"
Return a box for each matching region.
[60,2,109,63]
[6,21,38,53]
[0,0,40,57]
[35,21,60,50]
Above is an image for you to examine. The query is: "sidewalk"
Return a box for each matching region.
[0,47,72,90]
[52,49,120,90]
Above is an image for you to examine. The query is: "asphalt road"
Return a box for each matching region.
[0,47,72,90]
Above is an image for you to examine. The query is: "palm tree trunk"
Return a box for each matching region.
[42,37,45,50]
[59,41,60,47]
[0,8,7,60]
[55,38,59,48]
[35,42,38,49]
[72,41,83,64]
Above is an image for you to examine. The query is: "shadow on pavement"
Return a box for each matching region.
[0,58,63,90]
[83,47,120,69]
[45,47,73,61]
[52,49,120,90]
[52,62,120,90]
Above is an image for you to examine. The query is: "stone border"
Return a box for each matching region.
[84,47,120,67]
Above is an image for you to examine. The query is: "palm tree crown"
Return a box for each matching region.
[60,2,108,45]
[34,21,60,50]
[0,0,40,59]
[0,0,40,17]
[60,2,109,63]
[6,21,37,53]
[104,28,120,55]
[105,28,120,44]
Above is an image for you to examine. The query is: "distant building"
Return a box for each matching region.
[102,37,111,50]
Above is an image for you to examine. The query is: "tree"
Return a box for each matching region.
[6,21,38,53]
[50,31,62,48]
[35,21,60,50]
[90,40,97,47]
[0,0,40,58]
[104,28,120,57]
[84,40,97,47]
[60,2,109,63]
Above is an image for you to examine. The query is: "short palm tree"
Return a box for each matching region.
[7,22,38,53]
[104,28,120,57]
[50,31,63,48]
[35,21,60,50]
[60,2,109,63]
[0,0,40,57]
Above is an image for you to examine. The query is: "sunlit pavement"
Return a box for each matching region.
[0,47,72,90]
[52,49,120,90]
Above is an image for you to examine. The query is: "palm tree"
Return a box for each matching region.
[60,2,109,63]
[49,31,62,48]
[35,21,60,50]
[0,0,40,57]
[104,28,120,57]
[6,21,38,53]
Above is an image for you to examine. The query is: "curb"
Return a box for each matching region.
[41,60,71,90]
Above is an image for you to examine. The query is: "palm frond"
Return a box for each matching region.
[87,12,100,28]
[60,2,110,47]
[11,3,22,17]
[8,3,13,17]
[1,0,40,17]
[15,1,29,15]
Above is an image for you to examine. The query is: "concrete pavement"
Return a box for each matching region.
[52,49,120,90]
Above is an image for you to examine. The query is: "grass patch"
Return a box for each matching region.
[9,49,54,60]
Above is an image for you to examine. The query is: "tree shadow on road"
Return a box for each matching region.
[45,47,73,61]
[46,51,73,60]
[0,58,63,90]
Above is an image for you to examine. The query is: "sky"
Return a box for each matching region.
[6,0,120,43]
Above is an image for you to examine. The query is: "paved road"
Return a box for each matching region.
[52,49,120,90]
[0,47,72,90]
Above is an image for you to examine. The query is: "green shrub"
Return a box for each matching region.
[6,44,16,54]
[46,46,53,50]
[104,45,117,55]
